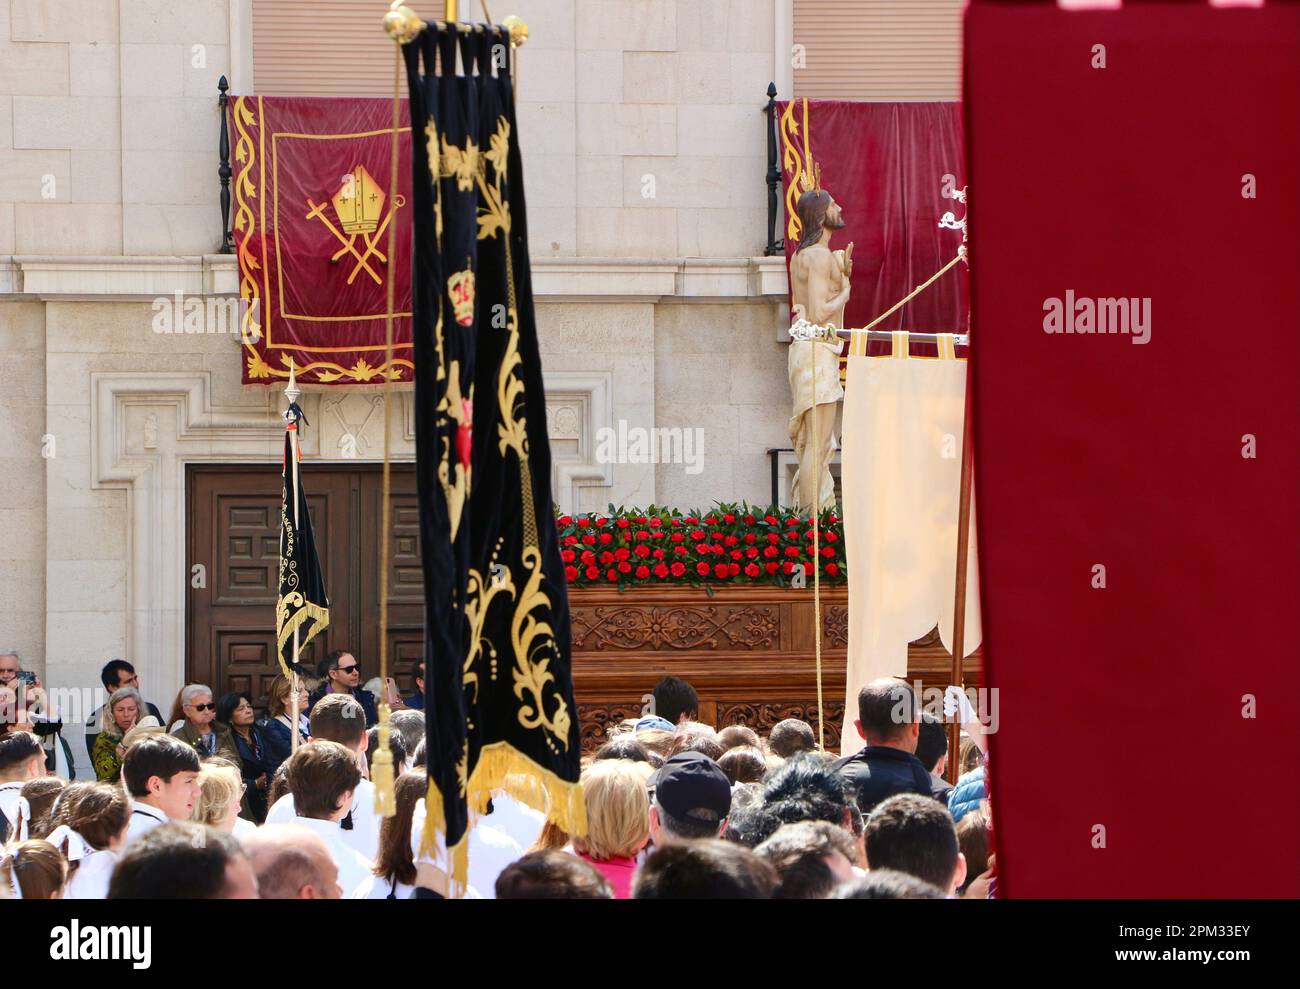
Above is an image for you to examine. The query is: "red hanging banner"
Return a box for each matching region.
[777,99,969,344]
[966,1,1300,897]
[230,95,414,385]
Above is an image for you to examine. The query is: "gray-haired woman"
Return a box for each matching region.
[169,683,239,764]
[90,687,144,782]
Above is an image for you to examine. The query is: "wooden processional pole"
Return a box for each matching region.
[286,363,303,757]
[946,319,974,785]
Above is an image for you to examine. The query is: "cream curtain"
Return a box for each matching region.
[838,332,981,754]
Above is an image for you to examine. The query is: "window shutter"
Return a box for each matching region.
[793,0,963,101]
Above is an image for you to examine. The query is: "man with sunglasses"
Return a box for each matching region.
[308,650,378,727]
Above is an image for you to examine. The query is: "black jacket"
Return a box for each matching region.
[831,745,935,815]
[307,684,378,728]
[230,723,278,822]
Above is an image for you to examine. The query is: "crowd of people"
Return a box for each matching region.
[0,649,993,899]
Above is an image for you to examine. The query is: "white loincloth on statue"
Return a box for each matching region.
[839,333,981,755]
[788,339,845,508]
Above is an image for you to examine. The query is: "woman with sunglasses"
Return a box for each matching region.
[169,684,240,765]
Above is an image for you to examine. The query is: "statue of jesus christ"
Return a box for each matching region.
[787,188,852,511]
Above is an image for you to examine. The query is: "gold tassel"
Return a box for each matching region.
[418,742,587,896]
[371,702,396,817]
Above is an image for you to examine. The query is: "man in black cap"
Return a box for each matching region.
[648,751,732,846]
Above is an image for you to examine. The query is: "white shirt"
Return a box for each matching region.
[265,778,380,861]
[409,798,524,900]
[485,793,546,851]
[290,816,375,897]
[124,801,169,845]
[0,781,30,842]
[64,849,118,900]
[232,816,259,840]
[351,874,416,899]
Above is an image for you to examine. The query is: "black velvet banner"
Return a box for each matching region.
[402,24,584,872]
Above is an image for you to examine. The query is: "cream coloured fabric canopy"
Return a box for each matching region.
[839,333,981,755]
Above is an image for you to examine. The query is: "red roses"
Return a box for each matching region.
[555,505,847,589]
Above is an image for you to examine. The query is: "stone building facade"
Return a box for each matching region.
[0,0,960,772]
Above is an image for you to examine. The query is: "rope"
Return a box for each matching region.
[810,359,825,752]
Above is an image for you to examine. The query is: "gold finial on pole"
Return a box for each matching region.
[444,0,459,23]
[502,14,528,47]
[383,2,424,42]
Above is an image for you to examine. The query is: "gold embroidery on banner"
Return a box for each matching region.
[779,98,822,245]
[510,544,572,754]
[476,118,511,242]
[232,97,264,354]
[305,164,406,287]
[274,481,329,674]
[441,135,480,191]
[479,112,570,754]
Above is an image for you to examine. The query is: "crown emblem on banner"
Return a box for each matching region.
[333,165,386,235]
[448,265,475,326]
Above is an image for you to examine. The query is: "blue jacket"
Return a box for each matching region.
[947,765,987,823]
[258,716,308,778]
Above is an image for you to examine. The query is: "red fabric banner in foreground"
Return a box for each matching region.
[966,2,1300,896]
[230,95,413,385]
[777,99,968,342]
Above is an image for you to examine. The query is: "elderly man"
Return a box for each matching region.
[0,650,70,777]
[242,823,343,899]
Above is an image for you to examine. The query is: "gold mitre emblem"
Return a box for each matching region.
[448,266,475,326]
[333,165,386,236]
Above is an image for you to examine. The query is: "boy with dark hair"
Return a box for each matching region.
[283,741,373,895]
[0,731,47,842]
[108,821,258,898]
[768,717,816,758]
[650,676,698,726]
[632,840,777,899]
[864,793,966,895]
[121,734,201,843]
[495,850,614,899]
[264,692,380,861]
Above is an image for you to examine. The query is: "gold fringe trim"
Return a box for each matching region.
[274,601,329,678]
[418,740,587,897]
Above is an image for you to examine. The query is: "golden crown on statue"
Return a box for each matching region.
[332,165,386,236]
[797,159,822,195]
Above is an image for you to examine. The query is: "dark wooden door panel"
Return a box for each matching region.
[187,464,421,713]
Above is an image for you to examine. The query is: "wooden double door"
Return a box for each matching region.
[186,465,425,711]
